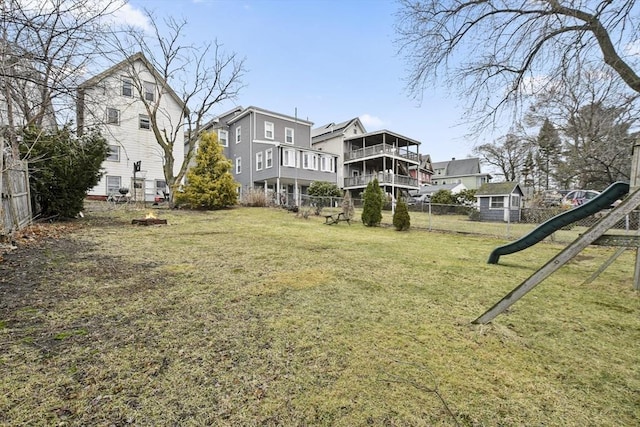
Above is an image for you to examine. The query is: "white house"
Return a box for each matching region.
[77,53,185,202]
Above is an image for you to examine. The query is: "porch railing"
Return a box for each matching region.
[344,173,418,188]
[344,143,419,162]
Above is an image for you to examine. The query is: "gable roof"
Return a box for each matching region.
[311,117,365,141]
[431,158,482,176]
[476,182,524,196]
[79,52,185,109]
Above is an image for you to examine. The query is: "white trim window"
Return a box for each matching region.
[256,152,263,171]
[321,155,334,172]
[139,114,150,130]
[106,108,120,125]
[490,196,505,209]
[236,157,242,174]
[107,145,120,162]
[282,149,296,167]
[143,81,156,102]
[236,126,241,143]
[218,129,229,147]
[106,175,121,195]
[285,127,294,144]
[266,148,273,168]
[265,121,274,140]
[303,152,317,170]
[122,77,133,97]
[511,195,520,208]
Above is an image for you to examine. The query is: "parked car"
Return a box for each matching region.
[561,190,600,208]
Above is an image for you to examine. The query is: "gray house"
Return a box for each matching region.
[476,182,524,222]
[197,106,339,205]
[431,157,492,190]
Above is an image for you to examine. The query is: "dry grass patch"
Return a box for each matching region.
[0,204,638,425]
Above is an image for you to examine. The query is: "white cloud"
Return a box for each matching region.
[111,2,151,32]
[359,113,388,130]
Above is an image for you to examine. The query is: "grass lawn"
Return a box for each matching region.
[1,205,638,426]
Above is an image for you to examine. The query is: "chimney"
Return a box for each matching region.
[451,157,456,161]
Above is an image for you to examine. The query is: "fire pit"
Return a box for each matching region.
[132,212,167,226]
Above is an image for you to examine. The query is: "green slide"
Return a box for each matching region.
[488,181,630,264]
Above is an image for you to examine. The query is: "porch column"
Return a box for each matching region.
[276,177,281,205]
[294,178,299,206]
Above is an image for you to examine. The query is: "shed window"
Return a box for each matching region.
[490,196,504,209]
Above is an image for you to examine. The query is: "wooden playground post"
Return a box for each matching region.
[473,139,640,324]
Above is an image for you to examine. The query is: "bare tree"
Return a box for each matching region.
[474,133,531,182]
[395,1,640,130]
[109,12,246,205]
[0,0,125,155]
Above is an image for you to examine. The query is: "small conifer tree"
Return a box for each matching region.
[176,131,238,209]
[341,190,355,220]
[393,198,411,231]
[361,178,384,226]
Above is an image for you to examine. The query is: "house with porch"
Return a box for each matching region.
[341,130,421,200]
[431,157,492,190]
[199,106,339,205]
[311,117,367,188]
[77,52,184,202]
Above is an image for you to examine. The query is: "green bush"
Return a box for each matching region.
[430,189,456,204]
[176,131,238,209]
[21,125,108,219]
[393,198,411,231]
[361,178,384,226]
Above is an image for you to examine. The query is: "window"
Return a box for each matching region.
[139,115,150,130]
[265,121,274,139]
[303,153,317,170]
[256,152,263,171]
[236,126,241,143]
[321,156,334,172]
[106,108,120,125]
[283,149,295,167]
[122,77,133,97]
[511,195,520,208]
[218,129,229,147]
[143,81,155,102]
[266,149,273,168]
[236,157,242,174]
[490,196,504,209]
[285,127,294,144]
[155,180,167,197]
[106,175,121,195]
[107,145,120,162]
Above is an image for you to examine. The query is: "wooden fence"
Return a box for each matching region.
[1,158,32,236]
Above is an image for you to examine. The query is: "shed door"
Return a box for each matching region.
[503,196,510,222]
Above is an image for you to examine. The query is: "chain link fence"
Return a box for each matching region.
[240,192,639,245]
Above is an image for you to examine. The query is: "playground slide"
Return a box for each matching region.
[487,181,630,264]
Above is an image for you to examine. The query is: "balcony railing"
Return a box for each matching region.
[344,143,419,162]
[344,173,418,188]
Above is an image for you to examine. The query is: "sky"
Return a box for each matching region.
[124,0,494,162]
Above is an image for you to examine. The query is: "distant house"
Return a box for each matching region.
[476,182,524,222]
[198,106,339,205]
[78,52,185,202]
[311,118,367,189]
[408,154,434,186]
[431,157,492,190]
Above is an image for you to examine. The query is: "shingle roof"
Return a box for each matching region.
[311,117,362,140]
[476,182,523,196]
[432,158,481,176]
[416,183,465,195]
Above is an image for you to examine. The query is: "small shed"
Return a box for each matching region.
[476,182,524,222]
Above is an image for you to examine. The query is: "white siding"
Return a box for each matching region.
[81,58,184,201]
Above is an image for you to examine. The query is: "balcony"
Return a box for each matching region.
[344,143,419,163]
[344,172,418,188]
